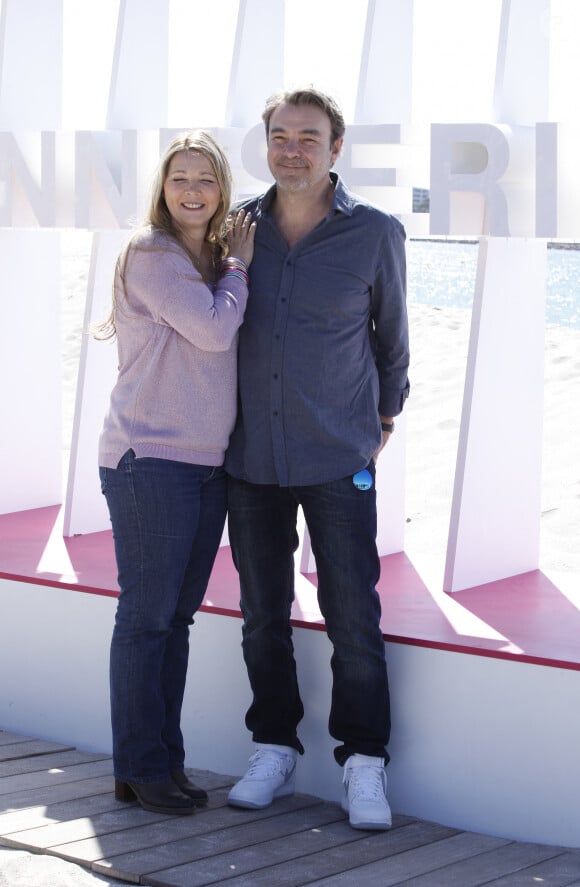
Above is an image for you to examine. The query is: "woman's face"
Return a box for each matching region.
[163,150,221,240]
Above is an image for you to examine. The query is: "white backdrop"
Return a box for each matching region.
[1,0,576,590]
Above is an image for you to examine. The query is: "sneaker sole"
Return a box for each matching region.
[341,800,391,831]
[227,781,295,810]
[348,816,392,831]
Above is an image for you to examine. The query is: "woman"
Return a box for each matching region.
[97,131,255,815]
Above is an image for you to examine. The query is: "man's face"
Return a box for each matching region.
[266,102,343,194]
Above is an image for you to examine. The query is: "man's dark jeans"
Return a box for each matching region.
[227,465,390,766]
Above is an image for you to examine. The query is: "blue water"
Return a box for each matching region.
[407,240,580,329]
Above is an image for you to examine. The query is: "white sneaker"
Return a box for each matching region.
[228,744,297,809]
[342,754,392,830]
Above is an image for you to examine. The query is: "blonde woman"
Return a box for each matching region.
[98,131,255,815]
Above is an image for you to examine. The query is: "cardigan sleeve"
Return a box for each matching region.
[120,234,249,353]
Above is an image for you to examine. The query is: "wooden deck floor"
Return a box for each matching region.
[1,731,580,886]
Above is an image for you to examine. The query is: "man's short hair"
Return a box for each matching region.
[262,87,346,145]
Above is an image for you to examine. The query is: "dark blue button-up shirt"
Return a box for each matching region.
[226,174,410,487]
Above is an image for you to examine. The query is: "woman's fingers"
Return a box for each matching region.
[228,210,255,245]
[226,210,256,267]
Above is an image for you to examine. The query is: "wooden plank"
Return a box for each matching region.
[1,801,173,851]
[48,790,322,866]
[0,749,110,777]
[203,829,507,887]
[387,840,566,886]
[475,850,580,885]
[0,791,123,835]
[0,739,74,762]
[95,800,352,882]
[2,780,251,852]
[291,832,517,887]
[144,819,461,887]
[0,774,113,812]
[0,758,113,796]
[1,732,577,887]
[0,732,37,747]
[178,768,236,793]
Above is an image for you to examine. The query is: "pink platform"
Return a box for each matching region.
[1,505,579,671]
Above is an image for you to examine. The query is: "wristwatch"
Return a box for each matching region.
[381,421,395,433]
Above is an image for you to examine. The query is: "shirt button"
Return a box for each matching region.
[273,373,279,379]
[281,297,287,302]
[273,410,279,416]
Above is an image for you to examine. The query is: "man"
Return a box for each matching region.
[225,87,410,831]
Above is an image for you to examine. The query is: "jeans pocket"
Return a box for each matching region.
[99,450,135,494]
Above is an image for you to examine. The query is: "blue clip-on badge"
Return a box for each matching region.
[352,469,373,491]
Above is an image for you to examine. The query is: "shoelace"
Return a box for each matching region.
[347,766,385,801]
[246,751,292,779]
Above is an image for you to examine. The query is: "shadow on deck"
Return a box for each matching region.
[1,732,580,887]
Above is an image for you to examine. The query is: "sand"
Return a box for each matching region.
[0,846,127,887]
[406,301,580,587]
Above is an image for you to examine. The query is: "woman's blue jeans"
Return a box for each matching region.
[99,450,227,783]
[227,466,390,767]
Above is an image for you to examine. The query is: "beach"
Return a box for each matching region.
[406,300,580,584]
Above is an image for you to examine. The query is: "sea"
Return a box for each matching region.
[407,239,580,330]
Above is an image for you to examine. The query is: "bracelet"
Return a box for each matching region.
[220,257,249,285]
[221,269,248,282]
[381,421,394,433]
[220,256,248,272]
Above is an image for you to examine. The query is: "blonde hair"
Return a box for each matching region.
[95,130,233,340]
[148,130,232,251]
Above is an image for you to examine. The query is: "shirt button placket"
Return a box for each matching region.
[270,259,293,485]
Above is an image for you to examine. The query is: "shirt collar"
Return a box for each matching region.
[258,172,356,217]
[330,173,356,216]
